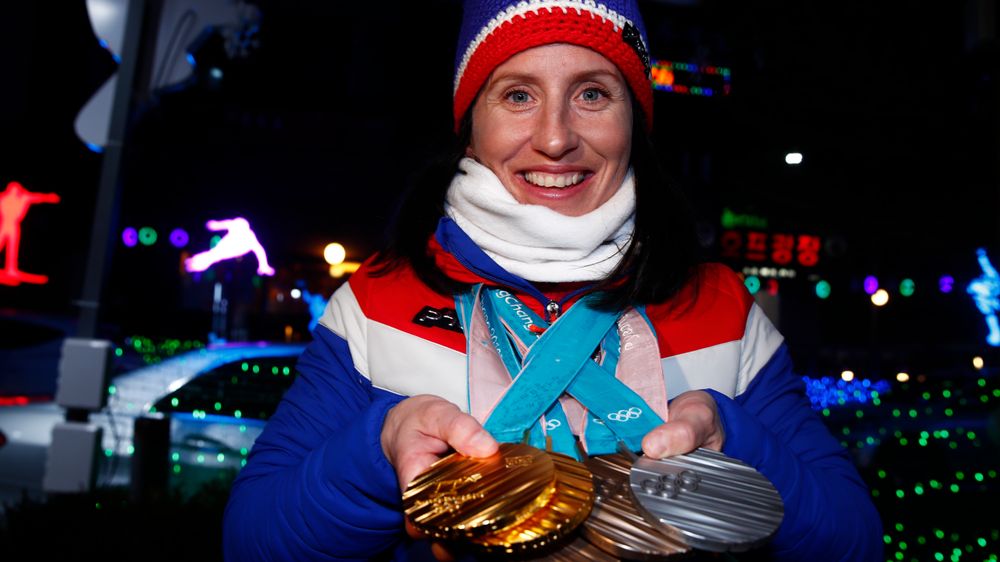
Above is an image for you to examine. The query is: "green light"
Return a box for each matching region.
[173,464,181,474]
[895,552,903,560]
[95,502,101,510]
[950,484,960,493]
[945,408,954,417]
[918,438,928,447]
[990,470,997,477]
[956,471,965,480]
[934,554,944,562]
[210,234,222,248]
[171,397,179,407]
[922,392,931,400]
[114,347,123,357]
[252,365,260,374]
[936,530,946,539]
[171,452,179,461]
[873,397,881,406]
[241,459,247,467]
[949,442,958,449]
[940,429,950,438]
[981,395,990,403]
[909,408,918,418]
[842,427,851,436]
[744,275,761,294]
[149,406,156,414]
[930,479,940,488]
[896,489,905,498]
[127,445,134,455]
[138,227,158,246]
[241,362,249,371]
[272,366,278,375]
[896,523,905,532]
[104,448,113,457]
[197,454,205,463]
[240,425,247,433]
[978,378,987,387]
[282,366,291,375]
[914,484,924,495]
[234,409,242,418]
[978,538,987,547]
[968,431,977,440]
[899,541,907,550]
[240,447,248,456]
[993,389,1000,398]
[815,280,832,299]
[975,473,984,482]
[900,438,908,446]
[943,390,952,398]
[900,278,915,297]
[866,436,875,445]
[231,376,238,384]
[108,385,116,395]
[822,408,830,417]
[878,470,887,479]
[217,453,225,462]
[892,409,901,417]
[918,537,926,545]
[855,410,864,419]
[214,402,222,411]
[885,535,893,544]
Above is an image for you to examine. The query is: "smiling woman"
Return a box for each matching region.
[222,1,883,561]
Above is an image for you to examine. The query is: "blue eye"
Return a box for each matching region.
[582,88,603,101]
[508,91,530,103]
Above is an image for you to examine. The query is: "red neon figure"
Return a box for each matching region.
[0,182,61,286]
[184,217,275,276]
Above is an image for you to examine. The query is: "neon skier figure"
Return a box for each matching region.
[184,217,275,276]
[0,181,61,286]
[968,248,1000,347]
[300,288,328,333]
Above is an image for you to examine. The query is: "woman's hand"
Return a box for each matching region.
[641,390,724,458]
[382,395,498,561]
[382,394,499,489]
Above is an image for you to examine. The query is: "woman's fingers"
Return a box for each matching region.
[383,395,499,490]
[642,390,724,458]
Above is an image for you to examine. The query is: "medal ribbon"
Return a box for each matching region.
[456,284,667,457]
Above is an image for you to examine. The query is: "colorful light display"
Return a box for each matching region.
[184,217,275,276]
[720,230,822,267]
[0,181,61,286]
[651,59,731,96]
[967,248,1000,346]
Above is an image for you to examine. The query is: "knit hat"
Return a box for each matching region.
[453,0,653,132]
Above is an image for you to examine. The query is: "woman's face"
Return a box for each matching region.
[468,44,633,217]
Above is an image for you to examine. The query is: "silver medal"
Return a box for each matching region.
[583,454,691,560]
[629,448,784,552]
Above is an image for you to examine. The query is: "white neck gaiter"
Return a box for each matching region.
[444,157,636,282]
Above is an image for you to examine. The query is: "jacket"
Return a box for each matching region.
[222,218,883,561]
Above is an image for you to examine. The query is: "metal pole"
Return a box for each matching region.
[77,0,146,338]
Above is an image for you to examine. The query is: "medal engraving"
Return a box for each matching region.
[404,443,557,539]
[583,454,690,560]
[629,448,784,553]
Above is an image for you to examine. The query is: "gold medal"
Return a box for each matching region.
[403,443,557,540]
[471,451,595,554]
[583,454,690,560]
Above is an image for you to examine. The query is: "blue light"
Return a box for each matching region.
[968,248,1000,346]
[802,375,891,410]
[186,53,196,67]
[863,275,879,295]
[85,142,104,153]
[939,275,955,293]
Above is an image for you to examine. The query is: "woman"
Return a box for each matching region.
[223,1,883,560]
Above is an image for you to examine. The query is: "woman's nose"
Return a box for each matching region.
[531,101,579,159]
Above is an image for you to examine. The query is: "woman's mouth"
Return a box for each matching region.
[522,171,587,189]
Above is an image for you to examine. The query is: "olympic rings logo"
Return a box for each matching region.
[545,419,562,432]
[607,407,642,423]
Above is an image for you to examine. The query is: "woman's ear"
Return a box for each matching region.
[465,145,476,158]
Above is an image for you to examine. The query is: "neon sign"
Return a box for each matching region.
[184,217,275,276]
[300,288,328,332]
[967,248,1000,347]
[720,230,821,267]
[651,60,731,96]
[0,182,60,286]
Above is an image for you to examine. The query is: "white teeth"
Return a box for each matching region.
[523,171,585,188]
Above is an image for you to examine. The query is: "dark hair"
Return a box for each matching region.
[371,102,702,308]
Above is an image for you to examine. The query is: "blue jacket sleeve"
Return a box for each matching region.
[705,343,884,562]
[222,327,409,561]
